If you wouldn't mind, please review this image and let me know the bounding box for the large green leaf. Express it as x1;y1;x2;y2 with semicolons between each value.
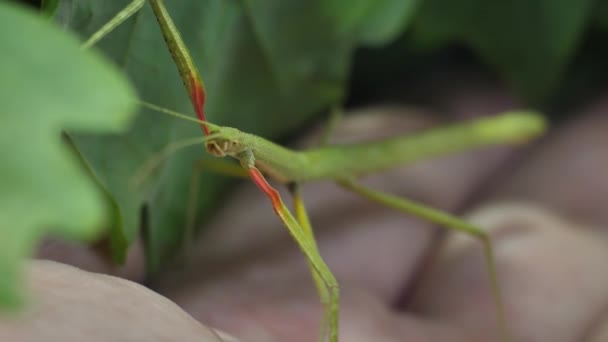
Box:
322;0;419;45
0;2;136;307
410;0;592;102
56;0;418;269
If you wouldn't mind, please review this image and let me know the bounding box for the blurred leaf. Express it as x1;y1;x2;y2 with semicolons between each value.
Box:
58;0;418;269
410;0;592;101
41;0;60;16
592;0;608;33
322;0;419;45
0;2;136;307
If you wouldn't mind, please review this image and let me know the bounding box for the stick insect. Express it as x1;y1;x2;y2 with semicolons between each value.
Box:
83;1;547;341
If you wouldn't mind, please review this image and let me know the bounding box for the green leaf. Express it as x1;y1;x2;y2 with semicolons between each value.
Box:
0;2;136;307
57;0;418;269
322;0;419;45
41;0;60;16
592;0;608;33
410;0;592;101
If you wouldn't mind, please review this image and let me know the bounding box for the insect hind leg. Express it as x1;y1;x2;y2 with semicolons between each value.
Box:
337;177;510;342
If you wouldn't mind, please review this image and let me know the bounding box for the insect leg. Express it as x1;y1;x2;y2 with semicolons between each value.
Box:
318;105;344;146
81;0;145;49
244;161;339;342
288;183;332;340
337;177;510;342
183;159;249;255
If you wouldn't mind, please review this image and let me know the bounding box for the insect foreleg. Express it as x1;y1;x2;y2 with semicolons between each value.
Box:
81;0;145;49
239;150;339;342
288;183;332;340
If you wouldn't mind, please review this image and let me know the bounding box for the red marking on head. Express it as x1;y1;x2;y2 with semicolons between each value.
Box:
188;76;209;135
248;168;282;216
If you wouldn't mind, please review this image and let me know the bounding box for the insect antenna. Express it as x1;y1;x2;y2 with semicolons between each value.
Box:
139;101;220;131
129;133;221;190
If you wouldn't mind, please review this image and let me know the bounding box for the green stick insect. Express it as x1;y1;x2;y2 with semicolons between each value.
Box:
83;1;547;341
